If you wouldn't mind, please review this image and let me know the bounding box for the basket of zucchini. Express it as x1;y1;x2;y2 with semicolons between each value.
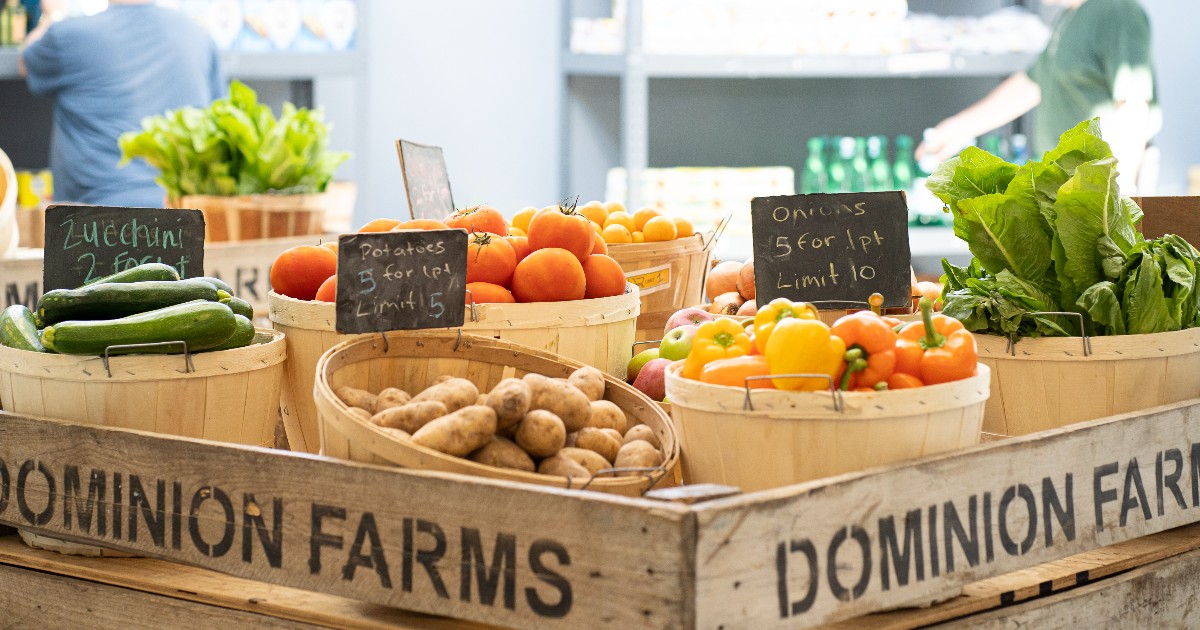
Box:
0;263;286;448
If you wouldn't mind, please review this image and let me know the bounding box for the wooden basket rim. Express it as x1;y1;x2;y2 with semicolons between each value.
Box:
269;286;641;332
606;232;710;259
976;326;1200;361
314;331;679;493
0;328;285;382
664;361;991;419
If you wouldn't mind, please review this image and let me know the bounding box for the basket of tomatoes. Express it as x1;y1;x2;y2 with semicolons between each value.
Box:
662;297;990;491
268;202;640;454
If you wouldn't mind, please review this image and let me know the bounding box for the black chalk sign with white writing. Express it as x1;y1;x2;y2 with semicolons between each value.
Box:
335;230;467;334
43;205;206;291
397;139;455;221
751;192;911;309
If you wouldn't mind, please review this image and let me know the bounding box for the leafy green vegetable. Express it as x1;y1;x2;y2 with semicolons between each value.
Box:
118;81;350;199
931;117;1200;338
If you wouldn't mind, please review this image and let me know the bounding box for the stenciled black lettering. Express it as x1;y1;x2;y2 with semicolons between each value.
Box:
983;491;995;563
777;539;819;617
309;503;345;575
342;512;391;588
879;510;923;591
1094;462;1120;531
827;526;871;602
62;466;106;536
188;486;235;558
525;539;572;619
943;496;979;571
1120;458;1152;527
242;494;283;569
928;504;940;577
1158;449;1187;516
112;472;123;540
1042;475;1075;546
416;520;449;599
402;517;415;592
17;459;55;526
999;484;1037;556
172;481;182;550
0;456;9;516
461;528;516;609
127;474;166;547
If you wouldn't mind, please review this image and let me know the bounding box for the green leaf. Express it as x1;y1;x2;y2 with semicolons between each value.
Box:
953;193;1053;286
1122;251;1177;334
1077;281;1125;336
926;147;1018;214
1043;118;1114;173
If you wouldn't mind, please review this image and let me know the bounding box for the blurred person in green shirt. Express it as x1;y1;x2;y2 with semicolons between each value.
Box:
917;0;1161;192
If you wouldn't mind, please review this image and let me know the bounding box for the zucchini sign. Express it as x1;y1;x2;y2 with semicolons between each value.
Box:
43;205;206;291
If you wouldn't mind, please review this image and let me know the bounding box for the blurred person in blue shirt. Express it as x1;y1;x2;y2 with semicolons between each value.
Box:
19;0;225;207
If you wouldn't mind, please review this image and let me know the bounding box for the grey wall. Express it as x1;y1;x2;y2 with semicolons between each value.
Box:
357;0;564;223
1142;0;1200;195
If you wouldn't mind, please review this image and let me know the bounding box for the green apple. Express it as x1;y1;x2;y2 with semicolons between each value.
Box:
659;324;697;361
626;348;660;382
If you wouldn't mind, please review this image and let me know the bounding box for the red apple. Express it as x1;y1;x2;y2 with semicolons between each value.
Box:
664;307;715;334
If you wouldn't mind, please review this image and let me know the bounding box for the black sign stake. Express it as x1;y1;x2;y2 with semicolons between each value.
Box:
43;205;206;291
751;192;911;308
396;139;455;221
335;230;468;334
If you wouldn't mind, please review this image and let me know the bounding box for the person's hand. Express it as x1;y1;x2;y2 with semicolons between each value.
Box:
915;119;975;164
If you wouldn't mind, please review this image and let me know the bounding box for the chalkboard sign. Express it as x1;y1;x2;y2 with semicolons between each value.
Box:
43;205;206;291
335;230;468;334
396;139;455;221
751;192;911;308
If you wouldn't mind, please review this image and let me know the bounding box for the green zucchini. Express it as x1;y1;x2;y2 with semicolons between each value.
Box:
38;279;229;325
0;305;47;352
41;301;237;355
208;314;255;351
191;276;234;294
85;262;180;286
220;296;254;319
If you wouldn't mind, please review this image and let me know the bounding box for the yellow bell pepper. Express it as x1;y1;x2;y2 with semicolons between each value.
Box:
681;318;753;380
753;298;819;353
765;318;846;391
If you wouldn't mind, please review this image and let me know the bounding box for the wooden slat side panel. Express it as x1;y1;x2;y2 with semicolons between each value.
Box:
0;413;692;630
692;399;1200;629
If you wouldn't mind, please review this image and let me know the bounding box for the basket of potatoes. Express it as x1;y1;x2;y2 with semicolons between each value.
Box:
314;332;679;496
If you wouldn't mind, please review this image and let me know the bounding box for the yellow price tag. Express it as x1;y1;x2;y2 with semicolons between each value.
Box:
625;264;671;296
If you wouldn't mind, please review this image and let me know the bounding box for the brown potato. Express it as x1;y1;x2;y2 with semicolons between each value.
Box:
348;407;373;422
375;387;412;412
515;410;566;458
586;400;627;433
575;427;622;464
559;447;610;475
411;405;497;456
370;401;448;433
600;428;624;443
527;377;590;432
336;386;378;414
486;378;532;429
434;374;455;385
615;440;663;474
476;393;488;406
379;427;411;440
622;424;661;449
411;378;479;413
469;436;535;472
568;366;605;402
537;454;590;480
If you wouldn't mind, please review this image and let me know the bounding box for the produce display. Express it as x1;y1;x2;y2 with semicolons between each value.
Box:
118;81;350;198
333;365;667;481
628;296;977;400
554;199;696;245
271;200;635;305
930;118;1200;337
0;263;254;356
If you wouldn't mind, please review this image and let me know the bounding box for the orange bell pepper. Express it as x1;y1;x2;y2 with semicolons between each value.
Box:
831;311;898;390
681;318;753;380
898;297;978;385
887;372;925;389
894;338;923;377
700;355;774;389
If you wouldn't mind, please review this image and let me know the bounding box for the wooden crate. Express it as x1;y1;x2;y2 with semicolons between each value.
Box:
5;397;1200;628
169;185;356;243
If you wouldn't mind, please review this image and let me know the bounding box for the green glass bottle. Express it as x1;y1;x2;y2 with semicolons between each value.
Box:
801;137;826;194
893;134;915;192
827;137;851;194
850;137;869;193
867;136;891;191
983;134;1003;159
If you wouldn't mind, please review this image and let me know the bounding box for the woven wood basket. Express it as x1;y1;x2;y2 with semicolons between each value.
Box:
169;184;355;242
664;362;990;491
314;332;679;496
269;287;640;454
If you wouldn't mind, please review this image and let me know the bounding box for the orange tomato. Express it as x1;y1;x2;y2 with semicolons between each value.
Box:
700;355;774;389
633;207;661;231
511;206;538;233
445;205;508;236
582;254;627;299
467;232;517;287
320;241;339;257
601;223;632;244
270;245;337;301
642;215;678;242
674;217;695;238
314;274;337;302
393;219;449;231
505;235;532;263
527;205;596;262
603;211;635;232
511;248;586;302
632;231;645;243
591;236;608;255
577;201;608;226
508;226;527;237
358;218;401;232
466;281;515;304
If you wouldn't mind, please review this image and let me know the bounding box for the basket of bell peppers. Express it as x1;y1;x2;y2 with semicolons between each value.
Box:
680;296;979;392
